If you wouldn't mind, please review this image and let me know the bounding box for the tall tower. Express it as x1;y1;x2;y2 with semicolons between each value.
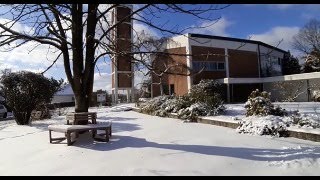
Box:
111;5;134;104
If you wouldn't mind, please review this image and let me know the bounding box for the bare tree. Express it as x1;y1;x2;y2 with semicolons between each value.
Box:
0;4;229;112
273;80;306;102
272;80;320;102
292;19;320;55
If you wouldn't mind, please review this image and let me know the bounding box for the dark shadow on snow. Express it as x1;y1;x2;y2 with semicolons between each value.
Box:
76;135;320;162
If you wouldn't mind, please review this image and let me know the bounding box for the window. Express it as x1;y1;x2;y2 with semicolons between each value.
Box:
278;58;282;65
192;61;225;72
192;62;200;71
208;62;217;71
217;62;225;70
162;84;169;95
170;84;175;95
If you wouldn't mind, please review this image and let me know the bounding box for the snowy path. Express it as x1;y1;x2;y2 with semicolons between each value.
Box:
0;108;319;175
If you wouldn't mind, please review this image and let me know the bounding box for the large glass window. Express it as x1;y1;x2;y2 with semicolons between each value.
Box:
208;62;217;71
192;61;225;72
217;62;225;70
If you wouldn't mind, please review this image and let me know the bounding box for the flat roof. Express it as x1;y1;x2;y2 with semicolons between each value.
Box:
189;33;287;54
218;72;320;84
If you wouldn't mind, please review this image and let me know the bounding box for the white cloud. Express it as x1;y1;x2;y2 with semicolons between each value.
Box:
249;26;300;54
0;17;63;69
133;22;160;38
0;41;62;67
0;62;19;70
187;17;233;37
0;18;34;34
93;72;112;92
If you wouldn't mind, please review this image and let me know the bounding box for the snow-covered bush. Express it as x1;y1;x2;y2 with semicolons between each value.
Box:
245;89;273;116
303;50;320;73
188;79;225;115
290;112;320;129
245;89;287;117
177;103;207;121
270;106;288;117
138;80;225;121
1;71;62;125
312;90;320;102
236;116;290;137
189;80;224;109
139;95;172;115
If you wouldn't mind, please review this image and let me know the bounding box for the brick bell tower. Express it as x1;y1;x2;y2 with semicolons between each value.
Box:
110;5;134;104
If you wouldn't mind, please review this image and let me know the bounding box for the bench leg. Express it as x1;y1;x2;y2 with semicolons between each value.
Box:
109;126;112;137
105;128;109;142
67;132;71;146
92;129;97;138
49;131;66;144
49;130;52;143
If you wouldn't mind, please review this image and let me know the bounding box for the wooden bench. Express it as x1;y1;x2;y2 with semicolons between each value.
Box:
66;112;97;125
48;122;112;146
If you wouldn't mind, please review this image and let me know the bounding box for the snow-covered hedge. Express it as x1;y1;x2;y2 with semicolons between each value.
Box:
236;111;320;137
245;89;287;117
236;115;290;137
312;90;320;102
240;89;290;136
140;95;172;116
290;112;320;129
139;80;225;121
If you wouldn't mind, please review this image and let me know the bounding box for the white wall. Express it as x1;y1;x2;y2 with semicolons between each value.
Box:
263;79;320;102
166;34;188;49
259;45;285;77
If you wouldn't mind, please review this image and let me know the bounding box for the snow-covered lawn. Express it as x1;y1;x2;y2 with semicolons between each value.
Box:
0;104;320;175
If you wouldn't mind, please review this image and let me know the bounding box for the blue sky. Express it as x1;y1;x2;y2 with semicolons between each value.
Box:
0;4;319;92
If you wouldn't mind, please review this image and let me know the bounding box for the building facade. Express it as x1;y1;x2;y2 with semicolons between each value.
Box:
151;33;288;102
52;84;75;104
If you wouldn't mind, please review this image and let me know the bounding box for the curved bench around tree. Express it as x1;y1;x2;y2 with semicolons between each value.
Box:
48;122;112;146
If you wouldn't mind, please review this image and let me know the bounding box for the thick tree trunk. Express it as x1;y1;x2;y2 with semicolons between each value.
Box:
74;94;89;113
74;93;90;126
13;111;31;125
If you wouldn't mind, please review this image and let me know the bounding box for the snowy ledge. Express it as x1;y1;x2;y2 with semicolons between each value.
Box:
133;107;320;142
197;116;240;129
288;126;320;135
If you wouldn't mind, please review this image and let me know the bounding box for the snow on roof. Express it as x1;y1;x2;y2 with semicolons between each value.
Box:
55;84;74;96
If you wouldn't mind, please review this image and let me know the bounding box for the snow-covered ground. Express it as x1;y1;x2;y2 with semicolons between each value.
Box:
0;104;320;175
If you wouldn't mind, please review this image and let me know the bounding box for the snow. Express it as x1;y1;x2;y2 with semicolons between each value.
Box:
0;104;320;175
201;104;245;123
202;103;320;134
236;115;289;136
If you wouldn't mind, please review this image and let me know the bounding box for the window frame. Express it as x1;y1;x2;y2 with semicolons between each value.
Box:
192;61;225;72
